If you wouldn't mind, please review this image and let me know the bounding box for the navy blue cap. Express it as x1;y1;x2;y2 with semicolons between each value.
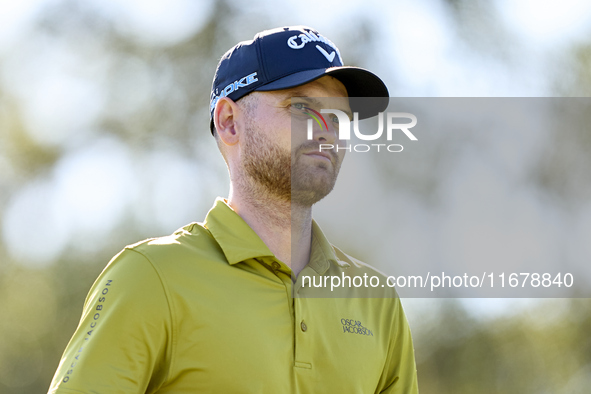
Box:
209;26;389;134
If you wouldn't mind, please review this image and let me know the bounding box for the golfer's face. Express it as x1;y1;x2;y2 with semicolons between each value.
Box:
246;76;350;204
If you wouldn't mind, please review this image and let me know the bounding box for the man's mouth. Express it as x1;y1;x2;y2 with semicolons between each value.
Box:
303;151;333;162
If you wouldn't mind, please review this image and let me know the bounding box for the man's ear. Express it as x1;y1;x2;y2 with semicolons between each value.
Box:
214;97;240;146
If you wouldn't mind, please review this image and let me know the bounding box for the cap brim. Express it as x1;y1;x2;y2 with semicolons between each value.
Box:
255;66;389;119
210;66;389;134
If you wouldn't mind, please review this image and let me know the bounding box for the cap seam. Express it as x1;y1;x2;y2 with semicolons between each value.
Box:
255;34;269;83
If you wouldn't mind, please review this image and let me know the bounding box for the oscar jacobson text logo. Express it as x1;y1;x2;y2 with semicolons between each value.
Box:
341;318;374;336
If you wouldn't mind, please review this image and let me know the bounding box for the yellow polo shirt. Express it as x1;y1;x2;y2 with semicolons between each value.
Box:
48;198;418;393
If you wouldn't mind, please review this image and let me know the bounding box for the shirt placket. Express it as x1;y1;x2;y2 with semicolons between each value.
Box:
262;259;313;370
292;266;318;372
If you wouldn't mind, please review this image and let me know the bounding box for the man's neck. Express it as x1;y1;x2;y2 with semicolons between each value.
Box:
227;186;312;277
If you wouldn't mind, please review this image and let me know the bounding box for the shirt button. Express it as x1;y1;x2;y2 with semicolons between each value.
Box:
272;261;281;270
300;320;307;332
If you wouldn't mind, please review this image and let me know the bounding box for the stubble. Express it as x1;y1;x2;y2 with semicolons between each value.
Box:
241;119;342;207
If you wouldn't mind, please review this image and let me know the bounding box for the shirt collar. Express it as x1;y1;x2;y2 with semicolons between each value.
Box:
308;220;338;275
203;198;339;274
204;198;274;265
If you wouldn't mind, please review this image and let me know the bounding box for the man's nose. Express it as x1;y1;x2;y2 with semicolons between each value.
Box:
311;117;337;145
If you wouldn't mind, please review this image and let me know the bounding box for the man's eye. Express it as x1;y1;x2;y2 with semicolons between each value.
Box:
332;116;339;123
293;103;305;110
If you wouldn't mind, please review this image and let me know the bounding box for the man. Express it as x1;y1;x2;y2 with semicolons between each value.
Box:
48;26;418;393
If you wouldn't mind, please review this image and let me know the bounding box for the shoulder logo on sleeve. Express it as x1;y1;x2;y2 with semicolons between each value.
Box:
341;318;374;336
62;279;113;383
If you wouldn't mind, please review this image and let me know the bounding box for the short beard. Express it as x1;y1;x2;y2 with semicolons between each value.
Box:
241;125;341;207
242;128;292;203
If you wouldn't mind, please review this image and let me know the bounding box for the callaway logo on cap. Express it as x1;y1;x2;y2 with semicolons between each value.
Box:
209;26;389;134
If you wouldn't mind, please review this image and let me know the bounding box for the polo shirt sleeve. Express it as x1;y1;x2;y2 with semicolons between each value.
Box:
48;248;173;394
378;297;419;394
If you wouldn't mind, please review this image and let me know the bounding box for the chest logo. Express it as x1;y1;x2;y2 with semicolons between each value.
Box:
341;318;374;336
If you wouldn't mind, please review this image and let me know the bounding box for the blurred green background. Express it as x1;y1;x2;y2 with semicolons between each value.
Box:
1;0;591;392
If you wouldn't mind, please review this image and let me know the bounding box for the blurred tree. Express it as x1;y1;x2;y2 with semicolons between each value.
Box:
1;0;591;393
